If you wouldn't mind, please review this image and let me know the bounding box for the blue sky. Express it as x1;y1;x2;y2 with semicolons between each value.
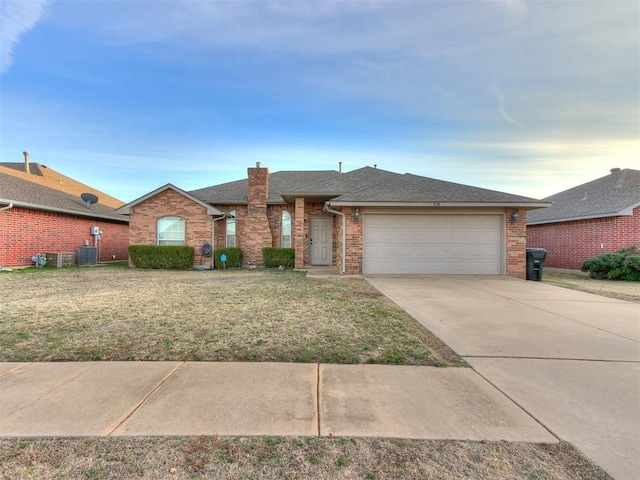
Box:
1;0;638;203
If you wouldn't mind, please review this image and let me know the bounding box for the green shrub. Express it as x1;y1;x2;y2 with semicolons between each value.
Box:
128;245;194;270
214;247;242;268
581;246;640;281
262;247;295;268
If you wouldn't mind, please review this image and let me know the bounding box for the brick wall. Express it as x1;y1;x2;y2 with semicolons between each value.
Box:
294;197;305;269
244;166;273;265
344;207;362;275
0;206;129;267
266;204;294;248
527;206;640;269
506;207;527;279
128;188;213;266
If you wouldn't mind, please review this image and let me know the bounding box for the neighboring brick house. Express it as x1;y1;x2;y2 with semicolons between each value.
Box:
118;163;549;278
0;158;129;267
527;168;640;270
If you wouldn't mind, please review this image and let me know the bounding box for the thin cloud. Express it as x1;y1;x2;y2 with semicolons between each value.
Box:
0;0;51;73
491;81;521;127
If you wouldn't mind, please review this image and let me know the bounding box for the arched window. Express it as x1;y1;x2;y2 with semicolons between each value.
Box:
157;216;185;245
281;211;292;248
226;210;236;247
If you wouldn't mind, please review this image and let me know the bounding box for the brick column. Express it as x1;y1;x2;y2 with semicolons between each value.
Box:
245;164;273;266
294;197;305;269
506;208;526;279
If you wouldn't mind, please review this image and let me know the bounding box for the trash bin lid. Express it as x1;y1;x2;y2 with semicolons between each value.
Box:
526;248;547;259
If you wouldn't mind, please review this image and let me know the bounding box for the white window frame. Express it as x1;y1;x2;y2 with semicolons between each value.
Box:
157;216;185;245
226;210;236;247
281;210;292;248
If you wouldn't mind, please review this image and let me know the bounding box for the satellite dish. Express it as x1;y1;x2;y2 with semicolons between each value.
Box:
81;192;99;208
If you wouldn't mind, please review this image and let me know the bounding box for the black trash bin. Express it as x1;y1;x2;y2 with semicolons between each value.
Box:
526;248;547;281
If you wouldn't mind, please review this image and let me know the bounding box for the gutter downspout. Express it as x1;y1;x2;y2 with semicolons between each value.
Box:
323;202;345;274
0;203;14;212
212;213;226;268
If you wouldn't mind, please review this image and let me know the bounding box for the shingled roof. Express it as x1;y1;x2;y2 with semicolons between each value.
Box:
0;172;128;222
527;168;640;225
184;166;546;208
329;172;544;206
0;162;125;209
189;171;337;204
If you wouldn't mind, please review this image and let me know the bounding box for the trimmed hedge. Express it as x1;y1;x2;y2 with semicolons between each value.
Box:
128;245;195;270
581;246;640;281
262;247;295;268
214;247;243;268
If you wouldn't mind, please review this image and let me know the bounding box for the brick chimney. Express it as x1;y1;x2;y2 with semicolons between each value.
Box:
245;162;273;265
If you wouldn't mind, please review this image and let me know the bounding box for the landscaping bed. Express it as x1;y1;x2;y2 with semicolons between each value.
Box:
0;268;462;366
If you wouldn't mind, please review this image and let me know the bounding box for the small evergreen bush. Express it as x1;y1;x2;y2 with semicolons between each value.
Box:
262;247;295;268
581;246;640;281
128;245;194;269
214;247;243;268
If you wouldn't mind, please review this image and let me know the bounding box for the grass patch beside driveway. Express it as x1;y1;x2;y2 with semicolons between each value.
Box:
0;268;462;366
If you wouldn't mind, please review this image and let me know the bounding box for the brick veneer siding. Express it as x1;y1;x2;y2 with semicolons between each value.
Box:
294;198;305;269
1;206;129;267
344;207;362;275
245;166;274;265
526;206;640;270
505;208;527;279
266;204;294;248
128;189;213;267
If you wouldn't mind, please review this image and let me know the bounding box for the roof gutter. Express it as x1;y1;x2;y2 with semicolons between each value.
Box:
0;202;13;212
0;198;127;222
327;201;552;208
323;202;345;274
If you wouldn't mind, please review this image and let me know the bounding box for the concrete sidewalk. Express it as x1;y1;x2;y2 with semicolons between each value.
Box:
0;361;556;443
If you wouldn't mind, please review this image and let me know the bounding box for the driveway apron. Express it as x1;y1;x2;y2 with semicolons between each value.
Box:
366;275;640;480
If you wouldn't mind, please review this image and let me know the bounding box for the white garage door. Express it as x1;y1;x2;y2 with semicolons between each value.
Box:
363;214;503;275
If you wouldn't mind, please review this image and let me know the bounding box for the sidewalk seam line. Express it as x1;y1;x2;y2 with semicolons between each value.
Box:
469;367;562;443
105;361;185;436
316;363;321;438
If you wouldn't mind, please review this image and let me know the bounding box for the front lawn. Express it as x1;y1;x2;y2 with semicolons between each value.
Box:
0;268;463;366
0;437;611;480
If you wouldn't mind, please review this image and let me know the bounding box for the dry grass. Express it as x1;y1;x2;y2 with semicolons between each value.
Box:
542;271;640;303
0;267;463;366
0;437;611;480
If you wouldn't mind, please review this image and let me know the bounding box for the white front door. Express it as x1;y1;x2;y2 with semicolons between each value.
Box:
310;217;332;265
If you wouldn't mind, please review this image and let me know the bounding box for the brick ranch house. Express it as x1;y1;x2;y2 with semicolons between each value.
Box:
0;157;129;267
527;168;640;270
118;163;549;278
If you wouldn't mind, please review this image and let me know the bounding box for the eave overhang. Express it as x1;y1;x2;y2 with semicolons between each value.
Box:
0;198;129;223
527;203;639;225
116;184;223;216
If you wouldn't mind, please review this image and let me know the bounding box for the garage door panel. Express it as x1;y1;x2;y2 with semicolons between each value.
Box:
363;214;503;275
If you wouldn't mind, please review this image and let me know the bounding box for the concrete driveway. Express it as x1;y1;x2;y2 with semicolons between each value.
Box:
366;275;640;480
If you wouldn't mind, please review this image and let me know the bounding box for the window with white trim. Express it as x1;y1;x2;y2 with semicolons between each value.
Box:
157;216;185;245
281;210;292;248
226;210;236;247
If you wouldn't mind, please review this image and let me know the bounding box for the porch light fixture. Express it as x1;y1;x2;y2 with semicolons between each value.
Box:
354;208;360;222
510;209;520;224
